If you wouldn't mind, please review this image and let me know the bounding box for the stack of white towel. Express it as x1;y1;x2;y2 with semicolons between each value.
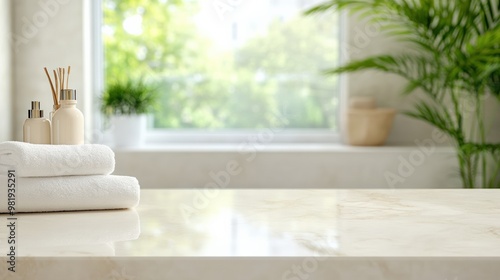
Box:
0;141;140;213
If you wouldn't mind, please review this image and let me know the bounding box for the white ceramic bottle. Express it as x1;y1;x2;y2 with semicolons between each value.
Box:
52;89;84;145
23;101;51;144
49;104;60;122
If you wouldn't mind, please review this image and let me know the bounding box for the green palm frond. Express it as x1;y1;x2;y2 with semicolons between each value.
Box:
460;142;500;188
325;54;445;98
323;55;401;74
306;0;500;188
404;101;463;142
310;0;500;98
460;143;500;155
307;0;499;54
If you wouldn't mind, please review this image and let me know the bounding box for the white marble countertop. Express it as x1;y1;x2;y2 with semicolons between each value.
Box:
1;189;500;279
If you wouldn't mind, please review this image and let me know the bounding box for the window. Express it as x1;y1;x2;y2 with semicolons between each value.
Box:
101;0;340;139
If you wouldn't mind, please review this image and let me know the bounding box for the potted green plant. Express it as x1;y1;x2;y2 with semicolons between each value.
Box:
101;78;158;147
306;0;500;188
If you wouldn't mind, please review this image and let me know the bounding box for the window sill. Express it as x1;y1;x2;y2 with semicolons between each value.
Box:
113;144;459;189
113;143;455;153
145;129;341;144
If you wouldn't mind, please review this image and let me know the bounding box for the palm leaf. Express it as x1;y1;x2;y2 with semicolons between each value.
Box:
404;100;463;142
306;0;500;188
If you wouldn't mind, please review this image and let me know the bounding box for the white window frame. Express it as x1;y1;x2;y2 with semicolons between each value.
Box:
90;0;345;144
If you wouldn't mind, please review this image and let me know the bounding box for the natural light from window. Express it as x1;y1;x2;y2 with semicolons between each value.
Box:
103;0;339;131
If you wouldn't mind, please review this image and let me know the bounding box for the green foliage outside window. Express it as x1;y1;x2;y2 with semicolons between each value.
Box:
103;0;339;129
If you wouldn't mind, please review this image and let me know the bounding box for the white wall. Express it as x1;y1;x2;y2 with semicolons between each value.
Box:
12;0;87;141
0;1;12;141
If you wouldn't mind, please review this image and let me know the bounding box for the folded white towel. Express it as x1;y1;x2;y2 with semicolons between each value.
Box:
0;175;140;213
0;141;115;177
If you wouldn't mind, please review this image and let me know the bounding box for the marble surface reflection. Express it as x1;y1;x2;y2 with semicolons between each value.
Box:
1;189;500;279
0;209;140;256
1;189;500;257
119;190;339;257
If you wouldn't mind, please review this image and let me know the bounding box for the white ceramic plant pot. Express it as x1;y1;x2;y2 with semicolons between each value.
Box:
111;114;147;148
346;108;396;146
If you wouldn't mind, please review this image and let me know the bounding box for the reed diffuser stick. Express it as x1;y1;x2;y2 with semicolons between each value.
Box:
53;70;59;101
58;68;63;91
45;66;72;109
62;68;65;90
67;66;71;88
44;67;57;105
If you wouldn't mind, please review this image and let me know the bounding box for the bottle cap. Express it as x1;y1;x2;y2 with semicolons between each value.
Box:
28;101;44;118
60;89;77;101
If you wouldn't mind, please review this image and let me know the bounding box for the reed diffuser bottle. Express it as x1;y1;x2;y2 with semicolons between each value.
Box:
23;101;51;144
52;89;84;145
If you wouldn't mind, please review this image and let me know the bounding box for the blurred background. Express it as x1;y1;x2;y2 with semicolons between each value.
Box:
1;0;499;189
